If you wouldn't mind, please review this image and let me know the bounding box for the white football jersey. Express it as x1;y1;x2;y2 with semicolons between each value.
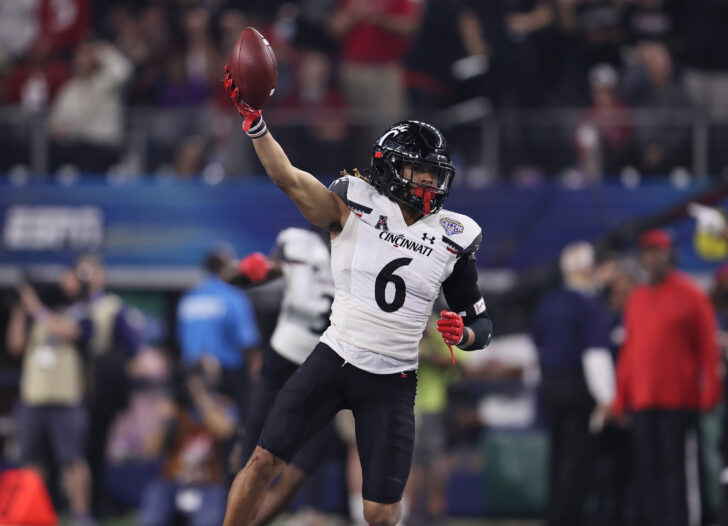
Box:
269;228;335;365
321;175;482;372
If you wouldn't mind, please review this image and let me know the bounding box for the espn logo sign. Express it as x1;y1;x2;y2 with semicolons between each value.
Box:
3;206;104;251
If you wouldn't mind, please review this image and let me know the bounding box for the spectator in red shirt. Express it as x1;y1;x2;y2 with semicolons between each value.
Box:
614;229;722;526
39;0;90;53
1;37;70;170
4;38;70;110
709;263;728;526
328;0;421;122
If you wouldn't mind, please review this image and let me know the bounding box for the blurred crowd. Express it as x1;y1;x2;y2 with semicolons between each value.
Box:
1;0;728;179
534;234;723;526
2;223;728;526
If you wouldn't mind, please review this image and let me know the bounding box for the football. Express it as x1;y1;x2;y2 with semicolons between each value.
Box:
228;27;278;109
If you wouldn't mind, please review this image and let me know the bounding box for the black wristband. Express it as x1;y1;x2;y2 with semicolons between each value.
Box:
245;116;268;138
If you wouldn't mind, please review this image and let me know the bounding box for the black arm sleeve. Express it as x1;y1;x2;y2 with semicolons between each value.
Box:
442;254;493;350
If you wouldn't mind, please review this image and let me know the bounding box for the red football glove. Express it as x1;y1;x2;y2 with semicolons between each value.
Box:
437;310;464;364
223;65;262;132
238;252;271;283
437;310;464;345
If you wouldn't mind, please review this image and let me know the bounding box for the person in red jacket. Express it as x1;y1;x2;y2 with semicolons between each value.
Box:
613;229;722;526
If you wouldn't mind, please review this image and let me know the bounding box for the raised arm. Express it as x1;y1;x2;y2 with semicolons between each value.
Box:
188;376;237;440
251;133;349;230
94;42;133;91
6;304;28;356
18;283;80;342
223;67;349;231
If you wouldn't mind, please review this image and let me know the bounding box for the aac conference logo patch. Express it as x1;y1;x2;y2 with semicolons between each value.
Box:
440;217;464;236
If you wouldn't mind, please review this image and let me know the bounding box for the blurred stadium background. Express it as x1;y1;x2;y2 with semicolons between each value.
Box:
1;0;728;525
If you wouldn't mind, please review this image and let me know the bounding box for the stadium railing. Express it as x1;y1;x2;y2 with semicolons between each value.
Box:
0;106;726;182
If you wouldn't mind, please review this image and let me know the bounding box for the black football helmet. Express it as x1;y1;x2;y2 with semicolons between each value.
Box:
370;120;455;215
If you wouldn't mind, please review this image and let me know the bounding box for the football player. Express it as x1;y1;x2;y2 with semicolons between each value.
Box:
230;226;337;525
222;66;493;526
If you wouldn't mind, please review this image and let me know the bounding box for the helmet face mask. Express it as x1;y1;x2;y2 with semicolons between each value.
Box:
370;121;455;215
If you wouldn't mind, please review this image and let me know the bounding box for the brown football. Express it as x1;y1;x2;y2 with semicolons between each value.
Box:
228;27;278;109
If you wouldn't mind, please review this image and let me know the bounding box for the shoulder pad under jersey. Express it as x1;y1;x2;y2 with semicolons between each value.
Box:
430;209;482;256
328;175;378;217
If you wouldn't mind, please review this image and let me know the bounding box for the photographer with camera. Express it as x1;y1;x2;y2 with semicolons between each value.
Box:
138;356;237;526
6;270;95;526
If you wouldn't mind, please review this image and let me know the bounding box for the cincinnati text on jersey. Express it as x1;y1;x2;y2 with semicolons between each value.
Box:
378;231;434;257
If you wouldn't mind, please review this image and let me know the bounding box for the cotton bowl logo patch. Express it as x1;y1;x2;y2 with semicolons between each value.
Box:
440;217;464;236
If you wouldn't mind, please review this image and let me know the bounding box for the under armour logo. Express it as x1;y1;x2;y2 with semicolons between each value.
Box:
375;215;389;231
422;233;436;244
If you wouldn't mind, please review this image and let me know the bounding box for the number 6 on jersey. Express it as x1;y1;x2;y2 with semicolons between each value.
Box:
375;258;412;312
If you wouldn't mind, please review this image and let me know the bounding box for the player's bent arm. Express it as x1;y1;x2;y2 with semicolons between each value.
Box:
442;254;493;351
252;133;349;230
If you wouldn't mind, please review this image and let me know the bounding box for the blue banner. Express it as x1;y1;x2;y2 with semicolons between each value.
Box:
0;178;722;273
